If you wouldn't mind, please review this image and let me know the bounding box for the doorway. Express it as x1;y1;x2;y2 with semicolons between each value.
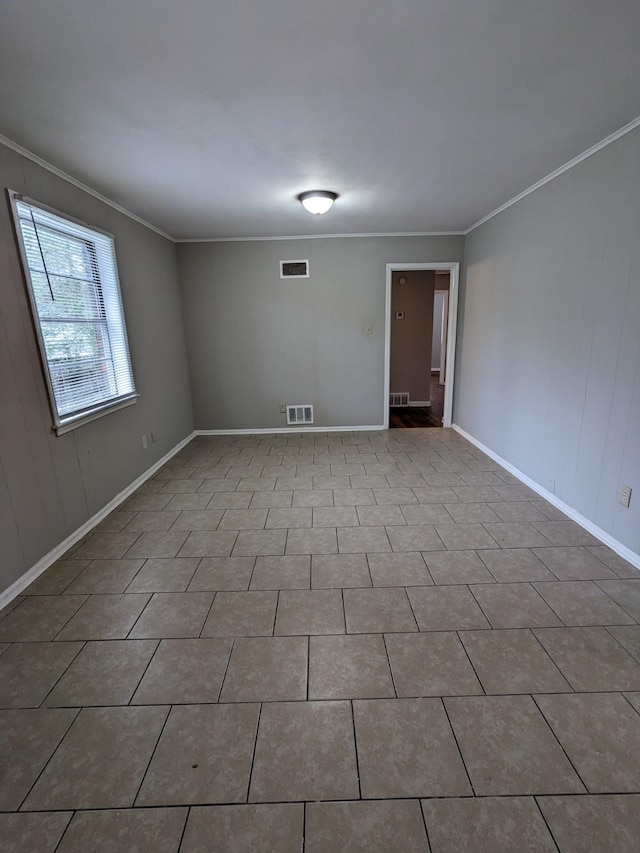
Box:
383;262;459;429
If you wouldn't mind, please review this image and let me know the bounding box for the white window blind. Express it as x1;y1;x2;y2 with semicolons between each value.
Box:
10;192;137;433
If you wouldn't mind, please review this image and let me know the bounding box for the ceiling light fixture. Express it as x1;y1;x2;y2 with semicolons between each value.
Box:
297;190;338;215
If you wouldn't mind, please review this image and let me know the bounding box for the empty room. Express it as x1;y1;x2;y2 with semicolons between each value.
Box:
1;2;640;851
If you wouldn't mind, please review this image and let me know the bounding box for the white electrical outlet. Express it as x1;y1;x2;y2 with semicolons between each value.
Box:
618;484;632;508
150;432;157;444
141;434;148;450
279;403;286;414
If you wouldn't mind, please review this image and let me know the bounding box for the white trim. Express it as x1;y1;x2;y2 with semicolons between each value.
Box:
452;424;640;572
0;134;174;241
196;425;385;435
0;431;196;610
176;231;464;243
280;259;309;279
409;401;431;407
384;263;459;430
464;115;640;234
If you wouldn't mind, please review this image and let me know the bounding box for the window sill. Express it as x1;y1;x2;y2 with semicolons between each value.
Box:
54;394;139;436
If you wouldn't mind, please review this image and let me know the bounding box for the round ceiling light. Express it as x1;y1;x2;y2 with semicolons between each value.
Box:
297;190;338;215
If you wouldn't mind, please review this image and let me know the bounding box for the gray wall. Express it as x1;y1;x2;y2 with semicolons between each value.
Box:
0;142;194;594
456;127;640;555
390;270;435;403
178;236;464;430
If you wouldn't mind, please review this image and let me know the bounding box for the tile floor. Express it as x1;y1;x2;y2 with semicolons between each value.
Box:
1;428;640;852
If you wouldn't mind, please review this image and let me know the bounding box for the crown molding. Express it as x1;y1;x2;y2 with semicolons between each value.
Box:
0;133;175;241
175;230;464;243
464;115;640;234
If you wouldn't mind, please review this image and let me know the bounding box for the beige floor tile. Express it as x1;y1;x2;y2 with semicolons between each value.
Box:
132;638;232;704
344;588;418;633
0;812;72;853
125;531;189;559
354;697;471;797
129;592;214;638
218;508;268;530
309;634;395;699
399;504;451;524
187;556;254;591
532;547;618;580
23;706;168;810
200;477;240;492
237;477;276;492
181;804;303;853
422;796;557;853
434;523;497;550
387;524;444;552
356;505;405;526
451;486;502;502
537;794;640;853
56;808;187;853
249;701;359;802
311;554;372;588
0;596;87;642
161;478;205;494
73;532;142;560
0;643;9;657
177;530;238;557
313;506;358;527
407;586;490;631
126;558;199;592
337;526;390;553
441;502;501;523
385;632;483;697
367;552;432;586
413;487;460;504
534;580;636;625
125;494;173;513
445;695;584;795
492;484;539;502
487;501;549;522
250;555;310;589
351;475;392;490
482;522;552;548
333;488;375;505
249;491;293;508
277;475;315;490
587;546;640;578
293;489;334;506
470;583;563;628
306;800;429;853
137;703;259;806
595;579;640;620
625;692;640;713
55;593;151;641
0;642;82;708
532;520;599;546
24;560;89;595
0;708;77;810
166;493;217;510
170;510;224;530
460;629;570;694
478;548;555;582
536;692;640;792
313;475;352;490
122;511;181;532
607;625;640;662
63;559;145;594
233;529;287;556
202;591;277;636
275;589;345;635
265;507;312;528
534;626;640;691
424;550;494;584
371;487;415;504
45;640;157;706
220;636;308;701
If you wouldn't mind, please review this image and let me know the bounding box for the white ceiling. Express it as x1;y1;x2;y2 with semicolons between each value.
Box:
1;0;639;240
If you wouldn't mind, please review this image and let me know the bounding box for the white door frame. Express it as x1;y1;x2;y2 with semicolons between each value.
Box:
384;262;460;429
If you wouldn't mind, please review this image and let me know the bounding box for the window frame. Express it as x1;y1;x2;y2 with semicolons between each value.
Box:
8;190;138;435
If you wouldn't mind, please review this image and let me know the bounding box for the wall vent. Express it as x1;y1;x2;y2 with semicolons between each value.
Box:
286;404;314;425
280;259;309;278
389;392;410;407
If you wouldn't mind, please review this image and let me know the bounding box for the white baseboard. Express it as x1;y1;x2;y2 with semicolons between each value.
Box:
0;431;197;610
452;424;640;571
409;401;431;408
195;425;386;435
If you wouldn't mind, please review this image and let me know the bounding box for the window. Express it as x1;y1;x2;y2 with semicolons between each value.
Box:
9;191;137;434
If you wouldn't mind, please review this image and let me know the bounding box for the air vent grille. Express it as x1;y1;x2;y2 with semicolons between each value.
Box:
286;404;314;425
280;260;309;278
389;393;410;407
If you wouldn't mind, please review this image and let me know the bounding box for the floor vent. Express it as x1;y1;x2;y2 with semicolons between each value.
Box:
286;404;314;425
389;392;410;407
